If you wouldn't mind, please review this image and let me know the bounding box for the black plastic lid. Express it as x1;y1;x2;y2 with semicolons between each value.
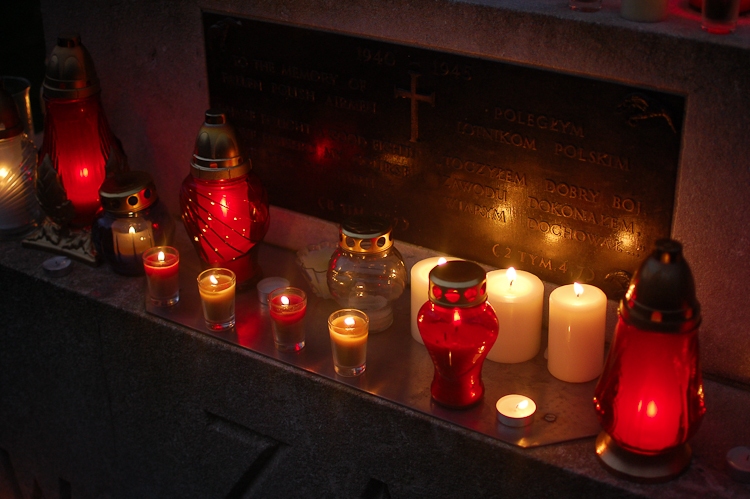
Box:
620;239;701;333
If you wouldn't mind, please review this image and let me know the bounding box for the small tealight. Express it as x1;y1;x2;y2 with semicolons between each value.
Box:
256;276;290;305
727;446;750;483
496;394;536;427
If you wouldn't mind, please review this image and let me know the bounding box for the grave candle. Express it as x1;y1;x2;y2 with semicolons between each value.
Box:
328;309;369;376
197;268;236;331
548;282;606;383
496;394;537;427
486;267;544;363
268;287;307;352
142;246;180;307
410;256;449;344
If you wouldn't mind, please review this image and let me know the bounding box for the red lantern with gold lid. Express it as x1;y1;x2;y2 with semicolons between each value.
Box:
179;110;269;284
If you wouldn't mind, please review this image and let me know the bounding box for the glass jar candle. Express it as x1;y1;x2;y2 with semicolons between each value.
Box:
417;260;498;408
327;216;407;332
0;84;39;239
92;171;174;275
180;110;269;284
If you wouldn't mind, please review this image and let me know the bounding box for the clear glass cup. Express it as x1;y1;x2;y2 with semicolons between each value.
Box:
268;287;307;352
197;268;236;331
142;246;180;307
328;309;369;377
702;0;741;33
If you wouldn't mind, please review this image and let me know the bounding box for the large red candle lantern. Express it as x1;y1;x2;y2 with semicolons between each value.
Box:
180;110;269;284
593;239;705;481
417;260;498;408
25;34;127;262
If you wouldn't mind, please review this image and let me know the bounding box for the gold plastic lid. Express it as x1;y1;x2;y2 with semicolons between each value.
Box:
99;171;158;214
43;34;101;100
190;109;251;180
338;215;394;253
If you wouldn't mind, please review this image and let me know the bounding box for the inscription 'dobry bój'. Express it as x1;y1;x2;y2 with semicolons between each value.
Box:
203;13;684;297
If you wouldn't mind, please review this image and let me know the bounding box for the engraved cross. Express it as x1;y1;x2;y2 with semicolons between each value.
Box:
395;72;435;143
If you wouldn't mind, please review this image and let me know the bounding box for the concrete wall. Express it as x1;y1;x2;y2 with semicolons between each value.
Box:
37;0;750;386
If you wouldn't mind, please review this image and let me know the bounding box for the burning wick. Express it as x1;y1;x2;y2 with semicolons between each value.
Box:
0;167;8;179
157;251;165;263
516;399;529;411
507;267;517;288
437;257;447;265
128;226;136;235
281;295;290;306
344;316;356;327
209;275;219;286
574;282;584;297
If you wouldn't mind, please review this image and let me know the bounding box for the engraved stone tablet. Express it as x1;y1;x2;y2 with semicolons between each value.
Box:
203;13;684;297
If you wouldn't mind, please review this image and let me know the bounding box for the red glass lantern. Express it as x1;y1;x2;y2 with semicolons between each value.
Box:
180;110;269;284
593;239;705;481
39;34;126;228
417;260;498;408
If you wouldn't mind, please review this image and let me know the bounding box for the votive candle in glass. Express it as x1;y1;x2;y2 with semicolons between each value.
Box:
197;268;236;331
142;246;180;307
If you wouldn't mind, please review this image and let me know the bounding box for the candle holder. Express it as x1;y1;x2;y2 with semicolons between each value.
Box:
24;34;128;263
328;309;369;377
417;260;498;408
268;287;307;352
197;268;237;331
180;110;269;284
593;239;705;482
92;171;174;275
143;246;180;307
327;215;407;332
0;83;40;240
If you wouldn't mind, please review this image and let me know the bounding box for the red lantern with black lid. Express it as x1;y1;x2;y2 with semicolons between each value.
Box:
417;260;498;408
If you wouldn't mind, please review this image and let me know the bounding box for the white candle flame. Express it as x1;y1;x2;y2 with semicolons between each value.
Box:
0;167;8;179
157;251;165;262
344;316;356;326
437;257;447;265
281;295;290;306
209;275;219;285
574;282;584;297
507;267;517;287
516;399;529;411
128;226;136;235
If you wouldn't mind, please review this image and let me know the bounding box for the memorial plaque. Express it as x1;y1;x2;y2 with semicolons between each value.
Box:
203;13;684;297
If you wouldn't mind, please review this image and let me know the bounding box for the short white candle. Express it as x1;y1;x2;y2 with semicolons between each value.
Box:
410;257;449;344
496;394;537;427
547;283;607;383
486;268;544;363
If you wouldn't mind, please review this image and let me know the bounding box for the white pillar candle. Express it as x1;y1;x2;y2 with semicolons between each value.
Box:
548;282;607;383
486;268;544;363
410;257;449;344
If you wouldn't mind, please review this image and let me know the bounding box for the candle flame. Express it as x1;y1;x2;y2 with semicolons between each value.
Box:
344;316;355;326
437;257;447;265
281;295;290;306
453;309;461;323
209;275;219;285
80;167;89;178
0;167;8;179
507;267;517;287
129;226;136;235
574;282;584;297
516;399;529;411
646;401;658;418
157;251;165;262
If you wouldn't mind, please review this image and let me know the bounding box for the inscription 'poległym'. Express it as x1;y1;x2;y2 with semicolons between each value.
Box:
204;13;683;297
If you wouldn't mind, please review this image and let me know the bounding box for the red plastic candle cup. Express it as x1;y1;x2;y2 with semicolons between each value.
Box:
268;287;307;351
142;246;180;307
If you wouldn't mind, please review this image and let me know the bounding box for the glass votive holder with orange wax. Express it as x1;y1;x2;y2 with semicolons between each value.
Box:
142;246;180;307
268;287;307;352
327;309;369;377
197;268;236;331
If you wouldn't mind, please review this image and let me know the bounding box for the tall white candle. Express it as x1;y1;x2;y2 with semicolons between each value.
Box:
410;257;449;344
486;268;544;363
548;283;607;383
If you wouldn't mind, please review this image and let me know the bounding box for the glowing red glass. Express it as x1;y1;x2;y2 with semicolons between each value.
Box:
594;318;705;455
41;95;117;226
180;173;269;283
